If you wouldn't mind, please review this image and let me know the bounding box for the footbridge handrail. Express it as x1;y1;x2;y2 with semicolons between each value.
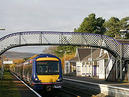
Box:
0;31;128;59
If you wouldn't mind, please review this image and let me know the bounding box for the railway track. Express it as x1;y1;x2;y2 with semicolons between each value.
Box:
60;88;80;97
62;79;100;97
62;85;93;97
12;71;77;97
12;72;101;97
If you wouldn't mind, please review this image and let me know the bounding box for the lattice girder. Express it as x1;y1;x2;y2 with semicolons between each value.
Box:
0;31;128;59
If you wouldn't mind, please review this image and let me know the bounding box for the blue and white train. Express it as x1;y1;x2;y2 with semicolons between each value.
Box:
12;54;63;91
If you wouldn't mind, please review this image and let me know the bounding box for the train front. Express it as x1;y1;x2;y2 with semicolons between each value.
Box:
32;54;62;90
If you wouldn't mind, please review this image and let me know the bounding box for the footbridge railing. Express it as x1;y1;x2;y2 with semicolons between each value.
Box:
0;31;127;57
0;31;129;81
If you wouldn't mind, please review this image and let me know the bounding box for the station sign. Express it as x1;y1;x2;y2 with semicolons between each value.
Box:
3;61;13;64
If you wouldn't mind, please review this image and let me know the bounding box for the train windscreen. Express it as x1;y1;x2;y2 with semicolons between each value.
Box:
36;61;59;75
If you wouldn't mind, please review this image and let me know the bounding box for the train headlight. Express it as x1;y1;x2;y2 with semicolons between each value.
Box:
56;78;62;82
34;78;41;82
35;78;38;81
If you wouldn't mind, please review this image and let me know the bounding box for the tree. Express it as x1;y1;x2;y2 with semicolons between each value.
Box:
53;46;76;71
54;46;76;58
120;17;129;39
75;13;105;35
104;16;129;39
104;17;121;38
120;17;129;30
43;46;57;55
13;59;24;64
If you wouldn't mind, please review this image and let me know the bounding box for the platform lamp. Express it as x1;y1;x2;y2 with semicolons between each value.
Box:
0;28;5;80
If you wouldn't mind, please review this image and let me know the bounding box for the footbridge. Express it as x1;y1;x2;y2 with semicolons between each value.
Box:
0;31;129;81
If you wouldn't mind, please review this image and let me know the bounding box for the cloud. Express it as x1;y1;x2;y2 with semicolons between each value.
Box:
0;0;129;53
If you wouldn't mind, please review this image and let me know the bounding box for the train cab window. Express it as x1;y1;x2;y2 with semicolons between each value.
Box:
36;61;59;75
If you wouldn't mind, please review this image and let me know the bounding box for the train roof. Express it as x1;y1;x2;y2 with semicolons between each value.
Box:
34;54;60;59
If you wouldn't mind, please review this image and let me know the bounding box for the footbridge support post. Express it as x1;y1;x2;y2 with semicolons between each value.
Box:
115;58;123;81
115;59;118;80
120;43;123;81
119;58;123;81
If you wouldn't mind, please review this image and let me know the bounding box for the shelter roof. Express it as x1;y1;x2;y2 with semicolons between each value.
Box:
69;48;99;62
82;49;100;62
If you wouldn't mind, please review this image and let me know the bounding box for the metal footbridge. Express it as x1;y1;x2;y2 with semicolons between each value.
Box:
0;31;129;81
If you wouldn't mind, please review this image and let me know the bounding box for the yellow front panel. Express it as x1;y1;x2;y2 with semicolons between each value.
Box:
37;75;59;83
36;57;59;61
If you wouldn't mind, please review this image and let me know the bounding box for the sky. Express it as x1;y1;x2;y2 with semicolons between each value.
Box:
0;0;129;53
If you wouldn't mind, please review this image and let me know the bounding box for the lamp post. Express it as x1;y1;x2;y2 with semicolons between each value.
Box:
91;47;93;77
0;28;5;79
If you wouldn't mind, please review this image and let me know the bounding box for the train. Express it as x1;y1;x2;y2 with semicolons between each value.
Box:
11;54;63;91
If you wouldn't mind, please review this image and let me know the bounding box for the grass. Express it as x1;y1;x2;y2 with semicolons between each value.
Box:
0;71;21;97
